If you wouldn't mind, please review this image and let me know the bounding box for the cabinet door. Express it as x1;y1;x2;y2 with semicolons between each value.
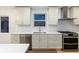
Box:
22;7;31;25
11;34;20;43
16;7;24;25
47;34;62;48
19;34;26;43
71;7;79;25
56;35;62;48
0;34;11;43
32;34;40;48
16;7;31;25
47;34;58;48
39;34;47;48
48;7;60;25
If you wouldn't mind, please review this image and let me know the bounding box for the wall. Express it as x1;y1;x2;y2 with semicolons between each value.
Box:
0;6;79;33
0;7;17;33
0;6;58;34
31;6;48;32
0;6;31;34
58;19;79;32
0;6;59;43
0;6;79;43
31;6;58;32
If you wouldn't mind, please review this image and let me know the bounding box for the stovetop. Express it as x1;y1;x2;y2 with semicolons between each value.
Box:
58;31;77;34
58;31;78;37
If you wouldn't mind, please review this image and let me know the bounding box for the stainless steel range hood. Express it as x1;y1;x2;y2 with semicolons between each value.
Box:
59;18;77;20
59;6;77;20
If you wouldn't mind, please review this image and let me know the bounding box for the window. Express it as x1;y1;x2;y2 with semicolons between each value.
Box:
1;16;9;32
34;14;45;26
34;14;45;20
34;21;45;26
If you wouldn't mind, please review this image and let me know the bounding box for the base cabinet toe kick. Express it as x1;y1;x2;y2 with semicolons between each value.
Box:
32;34;62;50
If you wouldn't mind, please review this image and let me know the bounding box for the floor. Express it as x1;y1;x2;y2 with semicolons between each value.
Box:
28;50;60;53
28;50;78;53
28;50;57;53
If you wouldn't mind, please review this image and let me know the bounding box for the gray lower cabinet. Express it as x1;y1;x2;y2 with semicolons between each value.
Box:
11;34;20;43
32;34;62;49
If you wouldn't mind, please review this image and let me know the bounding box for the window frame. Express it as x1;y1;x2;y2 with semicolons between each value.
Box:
34;13;46;27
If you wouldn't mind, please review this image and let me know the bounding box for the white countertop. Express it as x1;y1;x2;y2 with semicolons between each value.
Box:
73;32;79;35
47;32;62;34
76;32;79;34
33;32;62;34
0;44;29;53
0;32;62;34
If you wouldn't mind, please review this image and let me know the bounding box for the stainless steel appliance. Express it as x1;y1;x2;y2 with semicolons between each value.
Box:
59;6;77;20
58;31;78;51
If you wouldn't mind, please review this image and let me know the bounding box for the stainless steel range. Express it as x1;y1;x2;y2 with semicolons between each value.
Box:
58;31;78;51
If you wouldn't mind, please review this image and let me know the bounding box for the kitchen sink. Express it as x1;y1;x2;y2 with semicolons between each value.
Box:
33;32;46;34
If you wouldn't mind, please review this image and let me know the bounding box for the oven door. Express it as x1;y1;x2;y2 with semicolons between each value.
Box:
64;38;78;43
64;44;78;49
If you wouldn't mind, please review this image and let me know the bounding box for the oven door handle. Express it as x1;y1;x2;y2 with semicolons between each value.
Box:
64;43;78;45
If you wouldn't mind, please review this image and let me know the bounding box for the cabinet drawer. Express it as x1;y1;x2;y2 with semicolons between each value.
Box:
47;35;62;41
48;39;57;42
48;34;62;37
48;40;58;44
39;34;47;39
48;41;58;45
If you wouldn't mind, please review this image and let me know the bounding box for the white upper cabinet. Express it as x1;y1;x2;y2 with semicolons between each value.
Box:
48;7;60;25
16;7;31;25
71;7;79;25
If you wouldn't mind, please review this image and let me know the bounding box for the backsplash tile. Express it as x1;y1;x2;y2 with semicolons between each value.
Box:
58;19;79;32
